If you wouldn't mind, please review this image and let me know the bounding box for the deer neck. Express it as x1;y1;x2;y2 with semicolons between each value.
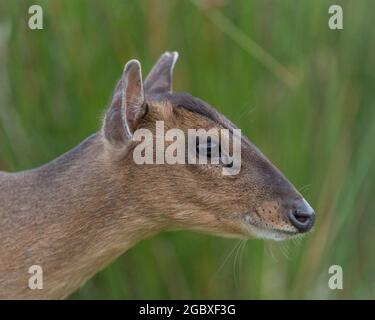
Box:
0;133;160;299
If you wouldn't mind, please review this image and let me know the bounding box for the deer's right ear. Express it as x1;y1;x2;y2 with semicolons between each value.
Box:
144;51;178;94
103;60;147;147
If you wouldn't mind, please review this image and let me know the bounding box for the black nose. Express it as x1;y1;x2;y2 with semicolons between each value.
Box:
287;199;315;232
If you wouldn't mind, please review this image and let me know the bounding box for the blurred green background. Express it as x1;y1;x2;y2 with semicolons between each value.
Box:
0;0;374;299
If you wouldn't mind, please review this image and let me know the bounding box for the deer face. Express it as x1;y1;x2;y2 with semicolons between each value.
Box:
102;52;315;241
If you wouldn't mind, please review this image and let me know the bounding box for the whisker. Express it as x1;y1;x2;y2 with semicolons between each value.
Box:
238;240;247;283
298;183;312;194
279;241;291;260
291;234;304;249
265;241;279;262
213;240;242;281
233;240;243;286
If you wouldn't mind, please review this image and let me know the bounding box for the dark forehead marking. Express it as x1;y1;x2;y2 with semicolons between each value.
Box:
146;92;239;133
165;92;223;124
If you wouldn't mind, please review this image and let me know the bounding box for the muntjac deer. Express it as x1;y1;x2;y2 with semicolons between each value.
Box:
0;52;315;299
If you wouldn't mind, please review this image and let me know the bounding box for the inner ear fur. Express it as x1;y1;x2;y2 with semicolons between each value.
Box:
103;59;146;146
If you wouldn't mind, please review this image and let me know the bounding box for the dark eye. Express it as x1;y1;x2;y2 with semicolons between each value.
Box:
196;137;234;168
196;137;220;159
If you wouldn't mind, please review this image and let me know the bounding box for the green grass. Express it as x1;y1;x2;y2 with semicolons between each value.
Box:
0;0;374;299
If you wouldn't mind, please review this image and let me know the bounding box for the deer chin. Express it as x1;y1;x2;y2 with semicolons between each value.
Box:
248;225;298;241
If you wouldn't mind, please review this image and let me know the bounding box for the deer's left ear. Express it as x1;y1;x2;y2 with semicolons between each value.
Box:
144;51;178;94
103;59;146;146
121;60;146;136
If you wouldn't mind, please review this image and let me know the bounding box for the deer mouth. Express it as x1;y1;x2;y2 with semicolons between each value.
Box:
242;212;299;241
250;225;299;241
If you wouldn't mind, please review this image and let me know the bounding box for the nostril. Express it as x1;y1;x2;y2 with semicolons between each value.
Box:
287;199;315;232
293;211;309;224
288;210;314;232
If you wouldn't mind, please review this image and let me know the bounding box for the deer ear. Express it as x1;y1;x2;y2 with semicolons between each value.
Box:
103;59;146;146
144;51;178;94
121;60;146;136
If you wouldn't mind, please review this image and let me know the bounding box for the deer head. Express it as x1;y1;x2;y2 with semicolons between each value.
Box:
0;51;317;300
102;51;315;241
